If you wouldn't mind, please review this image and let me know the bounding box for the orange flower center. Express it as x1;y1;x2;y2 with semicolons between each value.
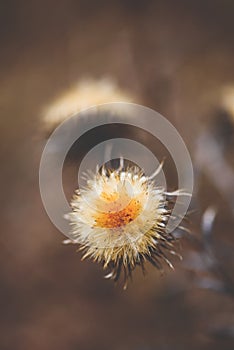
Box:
94;198;142;228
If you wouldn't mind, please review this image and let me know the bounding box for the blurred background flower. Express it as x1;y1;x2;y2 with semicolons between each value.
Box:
42;77;136;131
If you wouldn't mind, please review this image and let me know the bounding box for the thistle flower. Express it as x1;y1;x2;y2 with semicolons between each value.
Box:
66;161;185;288
42;78;136;131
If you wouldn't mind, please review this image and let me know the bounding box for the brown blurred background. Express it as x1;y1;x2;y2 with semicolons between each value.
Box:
1;1;234;349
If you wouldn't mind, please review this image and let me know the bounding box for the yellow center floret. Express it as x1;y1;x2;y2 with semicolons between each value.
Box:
94;197;142;228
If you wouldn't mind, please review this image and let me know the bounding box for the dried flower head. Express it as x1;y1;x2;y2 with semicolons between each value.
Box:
66;161;185;288
42;78;136;131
